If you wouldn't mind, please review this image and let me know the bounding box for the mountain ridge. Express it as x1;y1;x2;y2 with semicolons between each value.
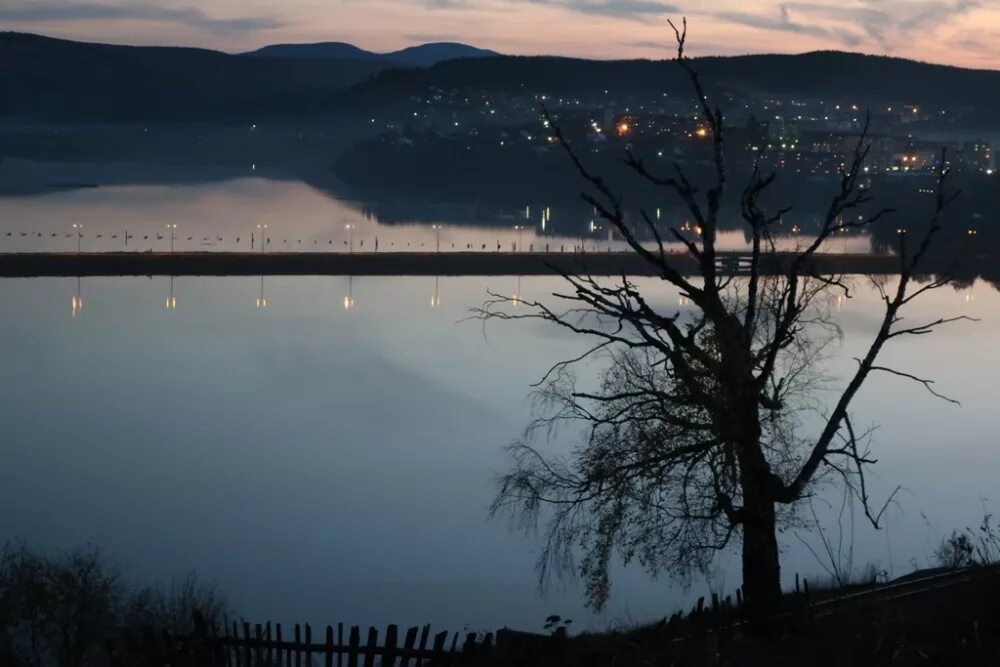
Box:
242;41;500;66
4;31;1000;122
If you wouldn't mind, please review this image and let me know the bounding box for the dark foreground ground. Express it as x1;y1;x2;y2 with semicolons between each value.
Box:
96;565;1000;666
0;250;989;278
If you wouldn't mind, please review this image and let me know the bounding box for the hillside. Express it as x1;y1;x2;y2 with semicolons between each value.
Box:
5;32;1000;123
244;41;499;66
365;51;1000;112
0;32;399;121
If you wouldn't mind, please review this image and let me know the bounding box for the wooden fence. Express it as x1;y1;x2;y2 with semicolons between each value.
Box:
106;617;497;667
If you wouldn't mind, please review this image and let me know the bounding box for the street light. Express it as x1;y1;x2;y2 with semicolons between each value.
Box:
72;223;83;254
514;225;524;251
166;224;178;253
257;224;268;255
345;224;355;254
431;225;442;252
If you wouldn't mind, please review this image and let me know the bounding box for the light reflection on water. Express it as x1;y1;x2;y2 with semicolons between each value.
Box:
0;178;873;255
0;273;995;634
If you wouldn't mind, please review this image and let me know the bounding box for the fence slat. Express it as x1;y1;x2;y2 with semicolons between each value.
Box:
266;622;272;666
325;625;334;667
417;625;430;655
383;625;398;667
232;623;241;667
362;627;378;667
255;624;263;666
276;624;284;667
243;623;252;667
347;626;360;667
337;623;343;667
305;624;313;667
399;626;418;667
294;624;302;667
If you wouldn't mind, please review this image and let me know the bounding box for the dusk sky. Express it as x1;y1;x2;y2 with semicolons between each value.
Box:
2;0;997;69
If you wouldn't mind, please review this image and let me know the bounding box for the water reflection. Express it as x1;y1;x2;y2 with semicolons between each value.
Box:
1;274;997;634
430;276;441;309
1;178;879;256
166;275;177;310
343;275;355;311
256;276;267;309
70;276;83;318
51;273;1000;318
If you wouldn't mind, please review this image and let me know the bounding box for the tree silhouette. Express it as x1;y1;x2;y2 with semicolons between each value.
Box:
481;19;971;618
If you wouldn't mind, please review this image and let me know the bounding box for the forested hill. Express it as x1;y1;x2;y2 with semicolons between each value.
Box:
5;31;1000;122
365;51;1000;111
0;32;397;121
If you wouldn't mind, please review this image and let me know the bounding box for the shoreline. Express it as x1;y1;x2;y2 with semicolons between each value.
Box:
0;250;980;278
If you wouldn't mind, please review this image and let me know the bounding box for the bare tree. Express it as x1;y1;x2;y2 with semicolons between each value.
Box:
481;19;971;617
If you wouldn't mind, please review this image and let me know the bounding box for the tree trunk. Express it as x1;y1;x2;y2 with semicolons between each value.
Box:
741;494;783;621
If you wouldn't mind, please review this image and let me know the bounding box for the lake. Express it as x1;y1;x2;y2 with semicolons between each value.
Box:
1;175;997;634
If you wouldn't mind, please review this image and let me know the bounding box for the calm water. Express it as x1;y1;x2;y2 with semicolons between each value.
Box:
0;172;872;255
1;177;996;633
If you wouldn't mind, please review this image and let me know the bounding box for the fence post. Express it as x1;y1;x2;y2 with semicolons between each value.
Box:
255;624;264;666
276;624;284;667
243;622;252;667
383;625;398;666
400;626;418;667
305;624;313;667
325;625;334;667
294;624;302;667
418;625;430;655
430;632;448;666
347;626;360;667
804;578;812;620
362;627;378;667
266;622;272;666
338;623;344;667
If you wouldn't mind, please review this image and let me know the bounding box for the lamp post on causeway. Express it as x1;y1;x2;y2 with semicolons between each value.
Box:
345;224;355;254
432;225;442;252
257;224;268;255
166;224;178;253
72;223;83;254
514;225;524;252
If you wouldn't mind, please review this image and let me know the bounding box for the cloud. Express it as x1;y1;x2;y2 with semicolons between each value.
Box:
898;0;981;32
518;0;680;21
0;2;283;35
706;1;984;51
621;40;672;49
712;6;836;40
404;32;461;43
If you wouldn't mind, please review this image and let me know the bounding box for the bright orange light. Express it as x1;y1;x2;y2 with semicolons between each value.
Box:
695;127;708;138
617;122;630;136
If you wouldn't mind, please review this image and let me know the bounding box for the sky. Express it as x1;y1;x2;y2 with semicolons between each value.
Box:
2;0;998;69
